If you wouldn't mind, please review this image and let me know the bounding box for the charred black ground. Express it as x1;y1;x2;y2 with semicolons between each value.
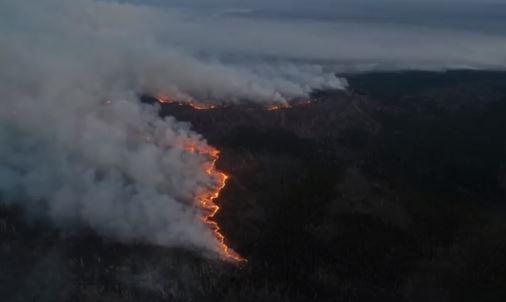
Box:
2;70;506;301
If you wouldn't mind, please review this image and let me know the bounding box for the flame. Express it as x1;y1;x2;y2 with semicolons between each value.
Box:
266;99;313;111
183;142;246;263
266;103;291;111
155;95;217;110
155;94;314;112
153;93;314;262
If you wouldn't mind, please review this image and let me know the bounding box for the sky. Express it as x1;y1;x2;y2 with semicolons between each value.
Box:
125;0;506;34
110;0;506;72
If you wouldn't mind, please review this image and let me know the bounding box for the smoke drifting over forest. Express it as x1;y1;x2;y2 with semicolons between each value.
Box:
1;0;506;256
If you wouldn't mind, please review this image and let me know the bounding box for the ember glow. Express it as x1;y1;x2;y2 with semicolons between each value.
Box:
267;99;313;111
156;95;315;112
266;103;291;111
183;142;246;263
155;95;217;110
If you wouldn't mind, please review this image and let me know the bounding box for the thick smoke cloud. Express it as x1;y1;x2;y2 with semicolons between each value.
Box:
0;0;297;255
1;0;346;105
0;0;346;255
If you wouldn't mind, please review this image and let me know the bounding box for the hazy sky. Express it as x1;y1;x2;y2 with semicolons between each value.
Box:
106;0;506;72
123;0;506;34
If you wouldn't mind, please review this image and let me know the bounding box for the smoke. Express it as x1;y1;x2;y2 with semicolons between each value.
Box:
0;0;286;255
0;0;346;255
1;0;347;105
0;95;221;250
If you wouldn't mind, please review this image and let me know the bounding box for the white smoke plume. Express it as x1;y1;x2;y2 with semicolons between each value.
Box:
0;0;346;255
0;0;322;255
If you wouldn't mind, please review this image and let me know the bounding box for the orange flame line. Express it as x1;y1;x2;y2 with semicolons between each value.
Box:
183;143;246;263
266;103;291;111
266;99;313;111
155;95;217;110
155;94;313;112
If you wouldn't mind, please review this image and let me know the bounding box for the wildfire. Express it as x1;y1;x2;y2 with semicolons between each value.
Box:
183;142;246;263
153;93;315;262
155;95;217;110
266;103;291;111
266;99;313;111
155;94;314;112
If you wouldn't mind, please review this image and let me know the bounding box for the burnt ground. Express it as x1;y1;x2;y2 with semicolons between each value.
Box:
2;70;506;301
